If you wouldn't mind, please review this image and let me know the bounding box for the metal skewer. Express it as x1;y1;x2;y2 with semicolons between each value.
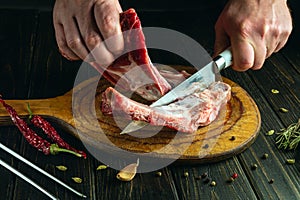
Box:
0;142;87;198
0;159;59;200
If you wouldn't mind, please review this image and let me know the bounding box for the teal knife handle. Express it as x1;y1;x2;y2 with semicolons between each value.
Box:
213;47;233;71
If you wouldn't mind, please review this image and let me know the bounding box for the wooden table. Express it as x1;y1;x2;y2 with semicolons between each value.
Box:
0;2;299;199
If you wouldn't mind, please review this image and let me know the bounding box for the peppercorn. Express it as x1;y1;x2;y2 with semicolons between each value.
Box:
229;136;236;141
262;153;269;159
227;177;235;183
251;164;258;170
203;177;211;184
183;172;189;177
210;181;216;186
156;172;162;177
269;179;274;184
231;173;238;179
201;172;208;179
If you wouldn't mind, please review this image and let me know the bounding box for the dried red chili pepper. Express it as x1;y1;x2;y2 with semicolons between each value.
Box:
28;106;86;159
0;96;82;157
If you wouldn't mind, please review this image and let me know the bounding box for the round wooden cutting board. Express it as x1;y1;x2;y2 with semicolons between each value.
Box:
0;66;261;164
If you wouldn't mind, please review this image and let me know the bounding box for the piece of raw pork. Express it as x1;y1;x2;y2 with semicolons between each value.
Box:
91;9;171;101
101;81;231;133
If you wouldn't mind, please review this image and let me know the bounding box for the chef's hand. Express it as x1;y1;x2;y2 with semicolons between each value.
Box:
214;0;292;71
53;0;124;66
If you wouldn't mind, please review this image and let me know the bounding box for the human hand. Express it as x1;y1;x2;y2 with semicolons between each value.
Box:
214;0;292;71
53;0;124;66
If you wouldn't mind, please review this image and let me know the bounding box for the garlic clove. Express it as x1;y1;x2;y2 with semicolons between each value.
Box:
116;159;139;181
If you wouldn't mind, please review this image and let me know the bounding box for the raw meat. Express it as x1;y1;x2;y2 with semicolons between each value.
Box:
91;9;171;101
101;81;231;133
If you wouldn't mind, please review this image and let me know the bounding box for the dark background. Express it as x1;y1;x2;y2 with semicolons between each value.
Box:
0;1;299;200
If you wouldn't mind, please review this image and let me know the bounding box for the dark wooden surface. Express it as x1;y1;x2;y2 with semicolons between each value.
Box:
0;1;299;200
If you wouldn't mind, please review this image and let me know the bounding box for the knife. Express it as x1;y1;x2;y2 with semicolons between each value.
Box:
120;47;233;134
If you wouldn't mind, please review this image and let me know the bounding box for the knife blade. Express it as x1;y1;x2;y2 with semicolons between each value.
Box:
120;47;233;134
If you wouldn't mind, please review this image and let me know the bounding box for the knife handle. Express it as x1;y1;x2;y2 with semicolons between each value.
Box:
213;47;233;71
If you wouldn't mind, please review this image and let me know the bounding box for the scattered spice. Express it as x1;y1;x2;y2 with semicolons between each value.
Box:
286;159;295;165
183;172;189;177
251;164;258;170
116;159;139;181
96;165;108;170
155;172;162;177
72;177;83;183
27;104;87;159
201;172;208;179
269;179;274;184
227;177;235;183
231;173;238;179
0;96;82;157
271;89;279;94
229;136;236;141
210;181;216;186
266;130;275;136
262;153;269;159
56;165;68;171
203;177;211;184
279;107;289;113
276;119;300;150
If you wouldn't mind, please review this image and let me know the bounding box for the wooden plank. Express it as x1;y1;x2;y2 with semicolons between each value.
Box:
0;9;40;200
222;65;300;199
170;157;258;199
0;127;23;200
28;11;82;98
0;9;38;98
0;4;299;200
281;34;300;74
93;165;179;200
247;56;299;124
10;125;92;200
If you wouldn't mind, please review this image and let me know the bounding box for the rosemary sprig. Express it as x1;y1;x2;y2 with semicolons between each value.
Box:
276;119;300;150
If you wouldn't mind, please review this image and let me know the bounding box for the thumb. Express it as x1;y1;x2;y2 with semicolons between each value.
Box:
230;37;254;71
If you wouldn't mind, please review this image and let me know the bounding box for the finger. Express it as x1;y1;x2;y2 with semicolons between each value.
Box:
63;18;90;60
213;24;230;57
251;42;266;70
53;22;80;60
94;0;124;55
265;28;281;58
230;38;255;71
75;10;114;64
115;0;123;12
274;34;290;53
265;40;278;58
90;41;115;68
